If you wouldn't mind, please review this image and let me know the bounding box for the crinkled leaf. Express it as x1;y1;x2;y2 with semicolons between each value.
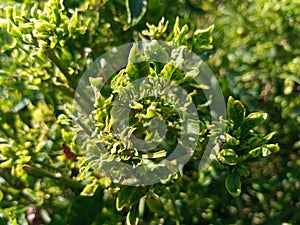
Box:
224;133;240;146
80;181;99;196
218;148;239;165
172;17;189;45
144;40;169;63
159;62;176;79
129;101;143;110
192;25;214;51
141;150;167;159
142;17;169;39
144;103;157;119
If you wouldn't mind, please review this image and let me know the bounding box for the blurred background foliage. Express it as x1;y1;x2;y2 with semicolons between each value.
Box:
0;0;299;224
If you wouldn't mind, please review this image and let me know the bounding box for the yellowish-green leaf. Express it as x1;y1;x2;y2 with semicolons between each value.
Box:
0;158;13;168
217;149;238;165
80;181;99;196
68;9;78;35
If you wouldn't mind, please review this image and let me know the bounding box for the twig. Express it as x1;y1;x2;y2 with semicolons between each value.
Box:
165;187;181;222
45;49;76;89
23;164;84;190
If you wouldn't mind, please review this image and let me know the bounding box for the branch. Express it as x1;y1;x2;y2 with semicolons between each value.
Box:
23;164;84;190
45;49;77;90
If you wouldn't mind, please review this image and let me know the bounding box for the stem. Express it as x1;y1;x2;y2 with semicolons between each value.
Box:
23;164;84;190
166;187;181;222
45;49;94;112
45;49;76;89
181;174;192;182
0;124;13;139
76;118;93;136
235;196;243;219
55;84;75;98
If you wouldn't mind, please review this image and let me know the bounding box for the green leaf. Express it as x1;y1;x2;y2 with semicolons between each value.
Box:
227;96;246;128
126;64;139;80
217;148;239;166
192;25;214;51
138;197;145;217
129;101;143;110
126;44;149;80
225;172;241;197
89;77;104;89
243;112;267;128
144;102;157;119
0;158;13;168
145;198;164;214
236;165;250;177
116;186;144;211
260;132;277;144
126;0;147;26
5;6;15;23
247;147;262;158
265;143;280;153
159;62;176;80
144;41;169;63
262;147;272;157
80;181;99;196
66;188;103;225
68;9;78;35
224;133;240;146
240;112;267;137
126;203;139;225
172;17;189;45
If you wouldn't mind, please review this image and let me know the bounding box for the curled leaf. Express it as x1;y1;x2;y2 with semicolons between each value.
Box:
217;148;239;166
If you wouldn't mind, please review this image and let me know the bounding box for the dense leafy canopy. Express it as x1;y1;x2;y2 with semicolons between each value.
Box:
0;0;299;224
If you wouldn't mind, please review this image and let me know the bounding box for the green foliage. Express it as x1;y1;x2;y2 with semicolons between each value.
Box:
215;97;280;197
0;0;296;224
208;0;300;223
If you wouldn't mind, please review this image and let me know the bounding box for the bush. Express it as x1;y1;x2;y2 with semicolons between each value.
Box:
0;0;297;224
